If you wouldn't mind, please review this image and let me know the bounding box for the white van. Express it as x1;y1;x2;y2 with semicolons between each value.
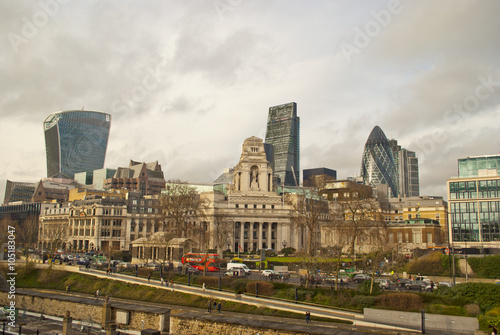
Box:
226;262;251;275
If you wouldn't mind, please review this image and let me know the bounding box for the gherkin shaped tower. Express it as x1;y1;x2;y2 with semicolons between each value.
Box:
361;126;398;197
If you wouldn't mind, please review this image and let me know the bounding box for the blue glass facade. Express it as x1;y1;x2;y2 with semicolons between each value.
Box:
265;102;300;186
44;110;111;179
361;126;398;197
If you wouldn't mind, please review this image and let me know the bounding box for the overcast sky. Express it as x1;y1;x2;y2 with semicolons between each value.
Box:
1;0;500;203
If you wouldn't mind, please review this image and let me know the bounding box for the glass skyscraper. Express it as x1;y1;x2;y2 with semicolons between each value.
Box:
44;110;111;179
389;139;420;197
265;102;300;186
361;126;398;197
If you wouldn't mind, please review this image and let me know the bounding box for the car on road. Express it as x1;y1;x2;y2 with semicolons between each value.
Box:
224;268;245;277
261;270;275;277
437;281;452;288
404;280;427;290
185;265;200;274
375;278;391;289
353;274;371;283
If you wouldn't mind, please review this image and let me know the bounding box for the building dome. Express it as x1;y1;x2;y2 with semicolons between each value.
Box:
361;126;398;197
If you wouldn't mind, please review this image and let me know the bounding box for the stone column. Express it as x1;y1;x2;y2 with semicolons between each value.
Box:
258;223;263;250
101;296;113;329
63;311;72;335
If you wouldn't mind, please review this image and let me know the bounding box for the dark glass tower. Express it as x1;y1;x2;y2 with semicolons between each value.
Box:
361;126;398;197
44;110;111;179
265;102;300;186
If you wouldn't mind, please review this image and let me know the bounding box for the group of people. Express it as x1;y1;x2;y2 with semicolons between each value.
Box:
207;300;222;314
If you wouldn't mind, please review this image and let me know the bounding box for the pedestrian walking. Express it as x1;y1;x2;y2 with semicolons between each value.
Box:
491;325;497;335
213;301;217;310
208;300;212;313
202;283;206;292
148;274;151;283
217;301;221;314
160;277;164;285
95;289;100;299
305;311;311;323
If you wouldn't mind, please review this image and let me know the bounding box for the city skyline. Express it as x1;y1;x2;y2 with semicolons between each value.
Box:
1;1;500;203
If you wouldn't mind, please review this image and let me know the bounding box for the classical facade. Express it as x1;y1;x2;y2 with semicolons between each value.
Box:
386;196;448;244
208;136;305;253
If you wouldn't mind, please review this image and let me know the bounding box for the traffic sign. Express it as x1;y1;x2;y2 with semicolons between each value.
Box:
445;248;450;254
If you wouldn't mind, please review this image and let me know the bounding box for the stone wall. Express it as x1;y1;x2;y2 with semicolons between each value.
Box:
364;308;479;335
0;290;169;332
169;312;415;335
170;312;312;335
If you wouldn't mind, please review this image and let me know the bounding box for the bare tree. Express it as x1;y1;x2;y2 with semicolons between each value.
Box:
16;215;39;251
43;222;68;252
158;180;208;244
211;209;233;258
0;217;16;247
320;217;352;290
328;183;385;259
287;191;329;257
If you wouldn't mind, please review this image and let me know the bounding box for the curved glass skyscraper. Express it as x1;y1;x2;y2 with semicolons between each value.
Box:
44;110;111;179
361;126;398;197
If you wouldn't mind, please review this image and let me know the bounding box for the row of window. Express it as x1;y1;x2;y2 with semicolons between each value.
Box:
235;204;276;209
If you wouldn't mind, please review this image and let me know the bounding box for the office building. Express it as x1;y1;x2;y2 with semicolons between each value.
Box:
389;139;420;197
265;102;300;186
3;180;36;204
361;126;398;197
104;160;165;196
303;168;337;187
44;110;111;179
448;155;500;251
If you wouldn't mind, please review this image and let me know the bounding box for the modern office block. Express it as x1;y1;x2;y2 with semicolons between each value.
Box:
265;102;300;186
361;126;398;197
389;139;420;197
303;168;337;186
448;155;500;250
44;110;111;179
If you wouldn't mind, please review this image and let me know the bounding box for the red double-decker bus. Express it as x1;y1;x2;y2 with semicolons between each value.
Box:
180;253;223;272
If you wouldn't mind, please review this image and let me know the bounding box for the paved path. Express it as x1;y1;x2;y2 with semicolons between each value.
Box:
45;263;423;333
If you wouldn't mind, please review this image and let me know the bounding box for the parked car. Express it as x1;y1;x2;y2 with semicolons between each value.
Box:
397;278;411;287
438;281;452;288
353;274;371;283
185;265;200;274
375;278;391;289
405;280;427;290
77;257;89;265
261;270;275;277
146;262;161;270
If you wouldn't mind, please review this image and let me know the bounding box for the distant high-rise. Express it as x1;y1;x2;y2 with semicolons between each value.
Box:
44;110;111;179
389;139;420;197
361;126;398;197
265;102;300;186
